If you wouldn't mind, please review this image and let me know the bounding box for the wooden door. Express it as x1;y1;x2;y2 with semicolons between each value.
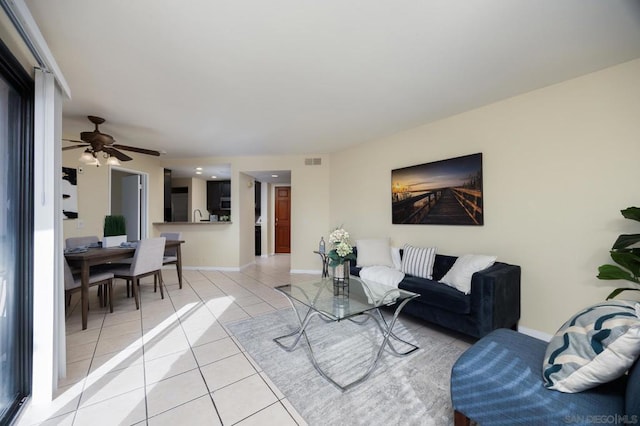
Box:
275;186;291;253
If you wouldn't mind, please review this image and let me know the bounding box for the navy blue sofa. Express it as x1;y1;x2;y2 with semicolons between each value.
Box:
350;251;521;339
451;328;640;425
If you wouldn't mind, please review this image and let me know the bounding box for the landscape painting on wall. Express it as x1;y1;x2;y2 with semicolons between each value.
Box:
391;153;483;225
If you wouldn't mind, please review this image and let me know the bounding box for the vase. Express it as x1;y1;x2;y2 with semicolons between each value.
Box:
332;260;350;296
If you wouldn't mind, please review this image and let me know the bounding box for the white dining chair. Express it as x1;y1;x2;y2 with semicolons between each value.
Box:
63;258;114;314
105;237;166;309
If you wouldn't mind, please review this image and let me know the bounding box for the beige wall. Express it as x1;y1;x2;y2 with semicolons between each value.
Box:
61;59;640;335
329;58;640;335
163;155;331;271
62;150;164;240
192;177;208;219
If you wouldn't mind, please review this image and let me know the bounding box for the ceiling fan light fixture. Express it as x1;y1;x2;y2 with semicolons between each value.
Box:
79;149;94;163
106;155;121;166
88;154;101;167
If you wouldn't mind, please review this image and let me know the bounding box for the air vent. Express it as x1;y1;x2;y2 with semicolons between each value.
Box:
304;158;322;166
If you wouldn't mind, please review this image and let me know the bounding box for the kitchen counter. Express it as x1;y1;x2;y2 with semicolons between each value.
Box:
152;221;235;268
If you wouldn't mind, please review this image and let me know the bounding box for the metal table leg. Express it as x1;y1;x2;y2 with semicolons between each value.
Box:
273;294;418;391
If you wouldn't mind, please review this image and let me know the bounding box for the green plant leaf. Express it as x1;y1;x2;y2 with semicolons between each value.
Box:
597;264;639;282
606;287;640;300
621;207;640;222
610;251;640;278
612;234;640;250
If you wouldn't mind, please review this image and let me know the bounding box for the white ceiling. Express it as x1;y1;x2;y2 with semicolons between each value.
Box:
25;0;640;161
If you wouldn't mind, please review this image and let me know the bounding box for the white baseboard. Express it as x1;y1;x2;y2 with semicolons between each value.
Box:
182;265;241;272
239;261;255;271
290;269;322;275
517;326;552;342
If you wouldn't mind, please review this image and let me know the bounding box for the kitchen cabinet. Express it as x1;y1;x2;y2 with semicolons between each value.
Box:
255;225;261;255
163;168;172;222
207;180;231;214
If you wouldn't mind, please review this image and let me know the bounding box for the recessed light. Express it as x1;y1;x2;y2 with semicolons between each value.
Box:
195;167;203;171
195;171;202;175
271;174;278;178
211;175;217;179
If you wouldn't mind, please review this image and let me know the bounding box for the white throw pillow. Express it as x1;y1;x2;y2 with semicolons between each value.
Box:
356;238;394;268
439;254;496;294
391;247;402;270
400;244;437;279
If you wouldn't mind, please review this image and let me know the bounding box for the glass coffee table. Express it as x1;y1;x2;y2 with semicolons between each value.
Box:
274;276;419;391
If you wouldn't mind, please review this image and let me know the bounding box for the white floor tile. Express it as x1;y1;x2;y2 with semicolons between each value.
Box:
144;349;198;385
236;402;299;426
79;364;145;408
73;387;146;426
192;337;241;366
147;395;221;426
200;353;257;391
211;374;278;425
145;369;209;417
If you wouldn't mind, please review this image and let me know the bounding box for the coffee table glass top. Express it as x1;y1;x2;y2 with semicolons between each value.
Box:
275;276;418;321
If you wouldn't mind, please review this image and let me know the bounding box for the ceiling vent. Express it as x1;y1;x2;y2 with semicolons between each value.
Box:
304;158;322;166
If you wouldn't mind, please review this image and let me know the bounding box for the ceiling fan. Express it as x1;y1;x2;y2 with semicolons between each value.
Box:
63;115;160;166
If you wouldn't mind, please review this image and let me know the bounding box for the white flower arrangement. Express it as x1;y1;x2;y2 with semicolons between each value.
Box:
327;227;356;267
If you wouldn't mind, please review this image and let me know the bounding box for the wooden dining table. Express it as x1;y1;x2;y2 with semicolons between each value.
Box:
64;240;184;330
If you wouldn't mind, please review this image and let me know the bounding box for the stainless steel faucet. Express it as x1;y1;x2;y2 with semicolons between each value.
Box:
193;209;203;222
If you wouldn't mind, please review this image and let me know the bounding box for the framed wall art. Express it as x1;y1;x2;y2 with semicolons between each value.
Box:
391;153;483;225
62;167;78;219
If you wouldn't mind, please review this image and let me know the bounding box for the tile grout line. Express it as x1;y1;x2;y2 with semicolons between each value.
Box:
163;274;225;425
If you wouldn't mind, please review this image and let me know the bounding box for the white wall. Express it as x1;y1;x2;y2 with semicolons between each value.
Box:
329;59;640;335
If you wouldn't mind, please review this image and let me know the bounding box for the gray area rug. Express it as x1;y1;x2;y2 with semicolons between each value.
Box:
227;308;469;426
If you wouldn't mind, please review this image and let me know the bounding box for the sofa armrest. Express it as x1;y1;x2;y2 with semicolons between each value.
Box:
469;262;521;336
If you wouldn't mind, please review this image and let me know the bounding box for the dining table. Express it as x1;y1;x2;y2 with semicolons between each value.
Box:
64;239;184;330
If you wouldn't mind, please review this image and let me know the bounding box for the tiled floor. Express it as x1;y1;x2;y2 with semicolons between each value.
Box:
18;255;316;426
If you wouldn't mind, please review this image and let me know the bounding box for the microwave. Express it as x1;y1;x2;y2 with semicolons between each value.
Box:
219;197;231;210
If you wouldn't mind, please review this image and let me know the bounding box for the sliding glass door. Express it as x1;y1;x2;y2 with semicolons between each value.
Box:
0;38;34;424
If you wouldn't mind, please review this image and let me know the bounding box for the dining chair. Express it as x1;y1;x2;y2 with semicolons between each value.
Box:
63;258;114;314
65;235;100;249
65;235;114;302
160;232;182;289
106;237;166;309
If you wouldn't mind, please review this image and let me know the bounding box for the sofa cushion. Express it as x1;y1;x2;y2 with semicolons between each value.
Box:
356;238;394;268
439;254;497;294
543;300;640;393
401;244;436;279
399;275;471;314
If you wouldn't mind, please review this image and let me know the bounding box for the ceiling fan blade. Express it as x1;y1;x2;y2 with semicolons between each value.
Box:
63;138;87;144
113;144;161;156
103;147;133;161
62;145;89;151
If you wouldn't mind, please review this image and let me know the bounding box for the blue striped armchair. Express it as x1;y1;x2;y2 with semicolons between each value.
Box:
450;328;640;425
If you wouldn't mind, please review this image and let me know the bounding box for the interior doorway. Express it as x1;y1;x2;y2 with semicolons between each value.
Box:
275;186;291;253
109;167;149;240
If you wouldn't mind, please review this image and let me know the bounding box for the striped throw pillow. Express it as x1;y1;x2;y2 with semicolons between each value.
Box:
542;300;640;393
401;245;436;279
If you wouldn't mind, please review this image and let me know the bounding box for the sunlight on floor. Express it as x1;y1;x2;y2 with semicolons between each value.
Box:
17;255;310;425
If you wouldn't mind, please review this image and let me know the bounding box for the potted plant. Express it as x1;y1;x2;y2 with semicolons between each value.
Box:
597;207;640;299
102;214;128;248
